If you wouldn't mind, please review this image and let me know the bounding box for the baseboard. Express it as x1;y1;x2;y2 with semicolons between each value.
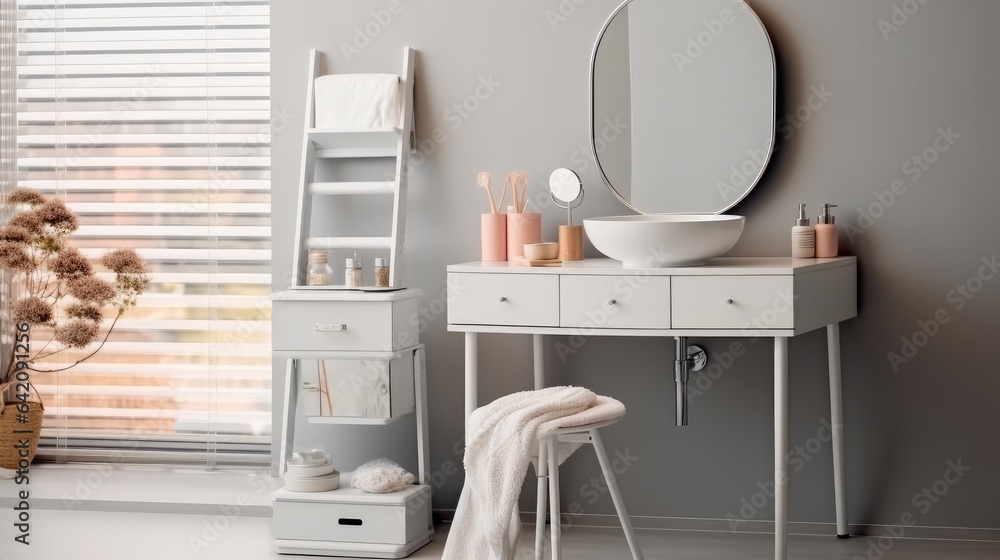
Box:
0;496;272;517
433;509;1000;543
0;464;277;517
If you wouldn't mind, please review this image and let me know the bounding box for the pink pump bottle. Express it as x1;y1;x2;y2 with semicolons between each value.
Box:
815;203;839;258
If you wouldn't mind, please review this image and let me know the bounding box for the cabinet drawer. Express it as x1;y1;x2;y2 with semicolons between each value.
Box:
560;276;671;329
672;276;794;329
448;273;559;327
272;299;417;352
273;486;431;549
273;500;407;544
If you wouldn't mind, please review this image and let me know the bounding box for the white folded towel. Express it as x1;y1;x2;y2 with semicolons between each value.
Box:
314;73;401;129
442;387;626;560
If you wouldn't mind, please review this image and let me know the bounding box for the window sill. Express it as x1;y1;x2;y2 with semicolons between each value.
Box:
0;463;280;516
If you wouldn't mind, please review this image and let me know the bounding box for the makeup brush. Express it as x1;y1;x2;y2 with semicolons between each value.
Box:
477;171;496;214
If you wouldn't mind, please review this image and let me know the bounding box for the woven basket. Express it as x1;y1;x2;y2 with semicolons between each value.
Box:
0;401;44;471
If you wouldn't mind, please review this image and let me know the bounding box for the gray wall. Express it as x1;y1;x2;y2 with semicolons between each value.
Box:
272;0;1000;532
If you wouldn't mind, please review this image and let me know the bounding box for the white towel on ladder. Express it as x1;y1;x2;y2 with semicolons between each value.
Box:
443;386;626;560
313;73;401;129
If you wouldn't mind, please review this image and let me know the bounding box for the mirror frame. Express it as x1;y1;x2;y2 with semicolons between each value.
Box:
589;0;777;215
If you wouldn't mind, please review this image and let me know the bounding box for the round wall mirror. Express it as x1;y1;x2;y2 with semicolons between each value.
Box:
590;0;776;214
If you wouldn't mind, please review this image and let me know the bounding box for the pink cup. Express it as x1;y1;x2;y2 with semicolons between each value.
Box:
481;213;507;261
506;212;541;259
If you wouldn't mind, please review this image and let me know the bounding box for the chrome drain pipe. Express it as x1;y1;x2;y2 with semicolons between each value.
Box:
674;338;707;427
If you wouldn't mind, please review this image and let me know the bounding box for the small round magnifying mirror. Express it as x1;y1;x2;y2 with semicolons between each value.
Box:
549;168;585;225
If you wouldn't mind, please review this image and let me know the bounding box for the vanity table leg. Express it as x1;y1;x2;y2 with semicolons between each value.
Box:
414;347;430;486
533;334;545;390
465;332;478;439
279;359;297;476
774;337;789;560
827;323;849;538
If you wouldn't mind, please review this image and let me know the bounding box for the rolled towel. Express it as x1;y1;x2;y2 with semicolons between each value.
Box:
350;457;415;493
314;73;401;129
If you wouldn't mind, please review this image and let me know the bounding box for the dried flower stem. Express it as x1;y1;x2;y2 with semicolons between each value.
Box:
28;313;121;374
2;190;150;391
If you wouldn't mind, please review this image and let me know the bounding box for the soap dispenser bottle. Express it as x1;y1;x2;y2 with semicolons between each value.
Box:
815;204;839;258
791;203;815;258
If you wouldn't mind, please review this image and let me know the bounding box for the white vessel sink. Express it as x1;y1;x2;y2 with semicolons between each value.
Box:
583;214;746;267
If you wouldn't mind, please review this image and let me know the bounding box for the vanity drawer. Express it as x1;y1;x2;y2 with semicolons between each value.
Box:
560;276;671;329
448;273;559;327
672;276;794;329
272;298;417;352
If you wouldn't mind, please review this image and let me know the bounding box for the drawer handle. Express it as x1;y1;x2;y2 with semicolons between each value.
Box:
499;296;508;303
315;323;347;332
338;518;363;526
724;299;734;306
608;299;617;306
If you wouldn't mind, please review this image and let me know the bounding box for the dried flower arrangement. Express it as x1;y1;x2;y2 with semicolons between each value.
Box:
1;187;151;399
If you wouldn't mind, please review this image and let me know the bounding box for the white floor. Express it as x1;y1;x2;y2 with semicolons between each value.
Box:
3;510;1000;560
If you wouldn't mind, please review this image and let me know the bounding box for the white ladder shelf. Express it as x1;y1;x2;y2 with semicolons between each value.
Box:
291;47;416;288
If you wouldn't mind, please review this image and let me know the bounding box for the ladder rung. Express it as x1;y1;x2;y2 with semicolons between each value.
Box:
306;237;394;250
309;182;396;196
317;147;397;158
308;128;400;158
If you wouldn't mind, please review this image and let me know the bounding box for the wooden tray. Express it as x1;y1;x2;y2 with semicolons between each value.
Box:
511;256;563;267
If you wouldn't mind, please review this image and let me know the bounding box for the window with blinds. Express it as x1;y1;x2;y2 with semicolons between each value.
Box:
15;0;272;465
2;0;15;366
2;0;15;199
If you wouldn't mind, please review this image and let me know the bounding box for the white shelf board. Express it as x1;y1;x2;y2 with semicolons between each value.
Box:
273;483;430;505
274;532;434;558
307;128;400;158
287;285;406;292
306;236;394;250
305;408;414;426
272;349;418;361
272;287;421;302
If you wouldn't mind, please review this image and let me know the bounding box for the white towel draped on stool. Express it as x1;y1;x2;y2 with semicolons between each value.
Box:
443;386;626;560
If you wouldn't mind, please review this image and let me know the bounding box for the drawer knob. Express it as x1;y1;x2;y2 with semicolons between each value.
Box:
724;299;734;306
608;299;617;306
499;296;508;303
316;323;347;332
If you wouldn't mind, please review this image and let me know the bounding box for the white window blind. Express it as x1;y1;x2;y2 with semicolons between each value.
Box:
2;0;15;200
2;0;15;358
15;0;271;465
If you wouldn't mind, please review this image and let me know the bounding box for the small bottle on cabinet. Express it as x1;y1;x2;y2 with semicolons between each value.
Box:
345;254;363;287
306;250;332;286
815;204;840;258
791;203;815;258
374;257;390;288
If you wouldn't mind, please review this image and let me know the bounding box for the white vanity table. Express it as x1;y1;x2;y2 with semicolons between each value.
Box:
447;256;857;560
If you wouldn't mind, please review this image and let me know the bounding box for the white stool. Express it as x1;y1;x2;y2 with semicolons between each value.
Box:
531;417;644;560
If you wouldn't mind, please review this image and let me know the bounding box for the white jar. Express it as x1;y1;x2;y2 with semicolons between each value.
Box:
306;250;332;286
